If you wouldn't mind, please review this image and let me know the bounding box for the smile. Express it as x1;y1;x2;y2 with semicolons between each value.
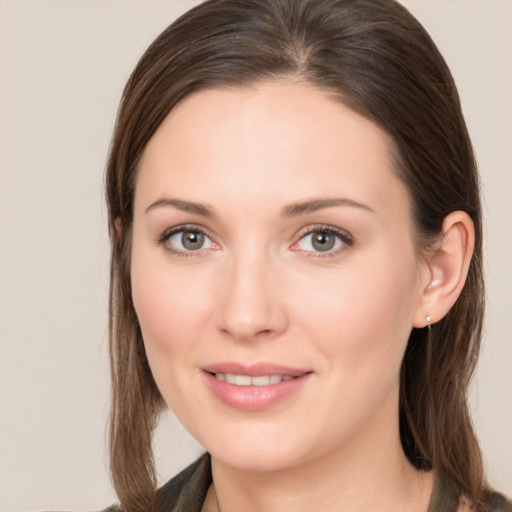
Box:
202;363;312;411
213;373;296;386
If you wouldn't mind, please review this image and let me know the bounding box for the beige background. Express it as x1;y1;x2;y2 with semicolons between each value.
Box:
0;1;510;510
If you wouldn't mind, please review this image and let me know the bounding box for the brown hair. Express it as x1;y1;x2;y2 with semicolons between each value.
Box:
105;0;487;510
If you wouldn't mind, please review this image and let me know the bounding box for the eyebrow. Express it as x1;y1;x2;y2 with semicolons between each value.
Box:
281;197;375;217
145;196;374;217
145;198;215;217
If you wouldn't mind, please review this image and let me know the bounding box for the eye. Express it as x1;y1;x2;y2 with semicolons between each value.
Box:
294;226;352;254
160;226;217;255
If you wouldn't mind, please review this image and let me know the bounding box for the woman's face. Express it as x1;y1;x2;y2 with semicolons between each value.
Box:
131;82;429;472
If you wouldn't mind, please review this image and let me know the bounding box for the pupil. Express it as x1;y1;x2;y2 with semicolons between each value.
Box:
182;230;204;250
312;232;334;251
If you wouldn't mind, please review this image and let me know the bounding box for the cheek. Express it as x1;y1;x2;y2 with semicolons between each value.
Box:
289;251;418;376
130;246;213;368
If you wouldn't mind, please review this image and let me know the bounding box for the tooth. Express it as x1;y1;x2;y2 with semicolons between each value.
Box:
252;375;271;386
235;375;252;386
217;373;295;386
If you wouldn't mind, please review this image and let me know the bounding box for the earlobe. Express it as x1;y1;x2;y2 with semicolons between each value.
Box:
413;211;475;328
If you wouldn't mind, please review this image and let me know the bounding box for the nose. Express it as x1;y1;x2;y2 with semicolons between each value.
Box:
215;252;288;342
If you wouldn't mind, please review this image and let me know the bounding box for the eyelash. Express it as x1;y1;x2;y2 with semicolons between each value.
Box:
157;223;353;258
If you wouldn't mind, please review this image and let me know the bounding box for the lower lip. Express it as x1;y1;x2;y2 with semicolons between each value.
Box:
203;372;311;411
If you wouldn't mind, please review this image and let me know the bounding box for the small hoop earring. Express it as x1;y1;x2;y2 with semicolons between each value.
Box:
425;315;432;330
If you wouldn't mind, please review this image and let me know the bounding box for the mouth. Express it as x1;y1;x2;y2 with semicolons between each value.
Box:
209;373;297;386
202;363;312;411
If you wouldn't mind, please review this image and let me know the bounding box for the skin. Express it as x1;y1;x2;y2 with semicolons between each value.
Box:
131;81;473;512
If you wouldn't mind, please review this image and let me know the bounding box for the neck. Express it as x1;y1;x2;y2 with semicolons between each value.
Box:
205;397;434;512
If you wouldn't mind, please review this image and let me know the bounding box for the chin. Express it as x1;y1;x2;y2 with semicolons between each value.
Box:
210;445;303;473
198;423;320;474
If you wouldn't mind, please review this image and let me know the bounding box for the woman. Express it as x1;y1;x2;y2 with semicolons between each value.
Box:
105;0;511;511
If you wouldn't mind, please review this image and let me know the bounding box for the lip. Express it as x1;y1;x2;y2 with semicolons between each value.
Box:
201;362;313;411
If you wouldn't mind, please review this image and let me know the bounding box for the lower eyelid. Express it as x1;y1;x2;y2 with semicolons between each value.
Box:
297;236;343;254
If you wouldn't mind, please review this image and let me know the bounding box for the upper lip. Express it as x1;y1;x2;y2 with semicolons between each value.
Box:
202;362;311;377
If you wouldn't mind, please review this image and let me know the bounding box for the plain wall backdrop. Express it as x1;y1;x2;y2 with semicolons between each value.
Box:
0;1;510;510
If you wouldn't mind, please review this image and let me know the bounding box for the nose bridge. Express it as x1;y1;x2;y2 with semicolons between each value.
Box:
215;242;286;341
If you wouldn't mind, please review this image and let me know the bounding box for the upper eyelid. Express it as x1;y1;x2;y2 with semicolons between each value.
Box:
294;224;353;242
158;222;351;236
159;223;215;242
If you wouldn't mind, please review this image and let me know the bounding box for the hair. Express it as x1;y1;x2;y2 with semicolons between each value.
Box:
105;0;487;510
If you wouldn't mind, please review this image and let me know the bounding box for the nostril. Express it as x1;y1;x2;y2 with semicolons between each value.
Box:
256;329;273;337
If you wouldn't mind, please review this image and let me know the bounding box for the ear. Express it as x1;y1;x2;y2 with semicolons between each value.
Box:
412;211;475;328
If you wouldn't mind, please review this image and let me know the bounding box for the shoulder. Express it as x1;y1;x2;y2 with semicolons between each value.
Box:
99;453;212;512
481;490;512;512
431;471;511;512
457;491;512;512
155;452;212;511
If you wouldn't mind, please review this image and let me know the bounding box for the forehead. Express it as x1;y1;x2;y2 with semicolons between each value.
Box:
136;81;409;217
